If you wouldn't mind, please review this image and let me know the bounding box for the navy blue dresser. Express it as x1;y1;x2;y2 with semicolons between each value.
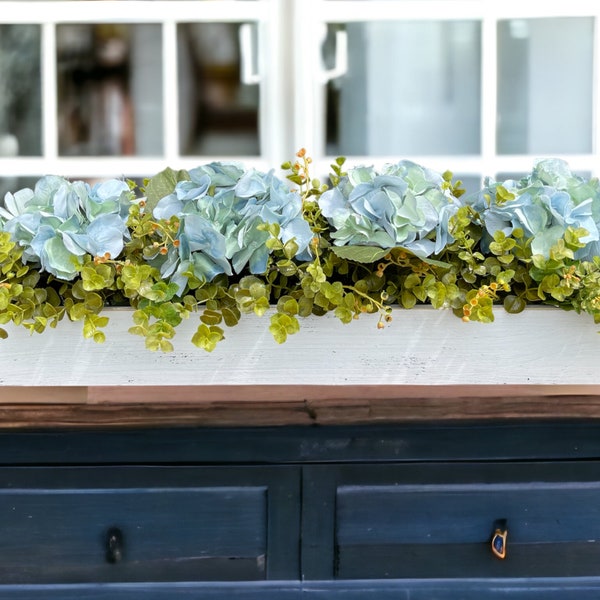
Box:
0;422;599;598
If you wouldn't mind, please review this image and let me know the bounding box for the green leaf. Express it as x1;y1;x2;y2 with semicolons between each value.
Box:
191;323;224;352
222;306;240;328
334;306;353;324
81;264;114;291
404;273;421;289
128;325;146;337
283;239;299;260
277;295;299;316
144;167;190;210
269;321;287;344
420;256;452;269
253;296;270;317
330;246;390;263
82;319;95;339
412;286;427;302
401;289;417;309
159;339;174;353
298;296;313;317
503;294;527;314
200;309;223;326
84;292;104;312
145;336;160;352
132;310;149;325
69;302;88;321
95;316;109;328
269;313;300;344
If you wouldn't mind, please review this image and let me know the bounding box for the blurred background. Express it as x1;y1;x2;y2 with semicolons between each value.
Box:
0;0;598;198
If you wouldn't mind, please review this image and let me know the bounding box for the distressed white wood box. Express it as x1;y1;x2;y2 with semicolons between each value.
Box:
0;306;598;388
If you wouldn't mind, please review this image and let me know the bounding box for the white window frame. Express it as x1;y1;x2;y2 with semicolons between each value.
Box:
295;0;600;182
0;0;283;179
1;0;599;184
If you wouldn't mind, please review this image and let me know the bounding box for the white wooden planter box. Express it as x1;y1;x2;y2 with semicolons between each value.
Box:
0;306;598;388
1;306;600;426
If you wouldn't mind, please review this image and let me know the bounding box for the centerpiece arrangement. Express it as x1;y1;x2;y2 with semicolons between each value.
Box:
1;150;599;352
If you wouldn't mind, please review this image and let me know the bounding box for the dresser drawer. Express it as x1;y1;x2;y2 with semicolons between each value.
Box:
0;466;299;584
327;463;600;579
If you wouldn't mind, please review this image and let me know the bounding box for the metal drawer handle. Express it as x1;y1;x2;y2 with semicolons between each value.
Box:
106;527;124;564
491;519;508;559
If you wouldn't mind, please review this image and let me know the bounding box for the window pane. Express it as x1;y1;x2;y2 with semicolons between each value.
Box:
0;25;42;157
178;23;260;156
57;23;163;157
455;174;482;197
326;20;481;156
497;18;593;155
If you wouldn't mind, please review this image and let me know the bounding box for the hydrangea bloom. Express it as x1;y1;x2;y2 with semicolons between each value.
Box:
464;159;600;259
318;160;462;257
152;164;313;293
0;176;131;279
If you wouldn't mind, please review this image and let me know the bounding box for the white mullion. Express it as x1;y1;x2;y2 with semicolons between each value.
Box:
320;0;597;22
480;8;498;178
260;0;293;164
492;1;597;20
41;22;58;166
0;2;265;24
293;0;324;163
162;19;179;163
12;155;597;181
6;0;595;25
319;1;484;22
593;13;600;177
0;156;268;180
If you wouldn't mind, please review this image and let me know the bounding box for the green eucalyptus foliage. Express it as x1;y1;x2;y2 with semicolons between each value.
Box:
2;153;600;351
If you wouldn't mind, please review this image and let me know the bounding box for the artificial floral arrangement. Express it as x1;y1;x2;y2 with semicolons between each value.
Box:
1;150;599;352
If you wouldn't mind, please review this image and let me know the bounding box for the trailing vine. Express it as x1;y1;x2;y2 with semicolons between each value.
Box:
1;152;600;351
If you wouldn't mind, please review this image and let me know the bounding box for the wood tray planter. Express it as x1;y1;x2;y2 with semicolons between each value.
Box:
1;306;600;428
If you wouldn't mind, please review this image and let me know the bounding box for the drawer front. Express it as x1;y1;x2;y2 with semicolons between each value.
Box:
0;466;299;584
3;580;600;599
311;462;600;579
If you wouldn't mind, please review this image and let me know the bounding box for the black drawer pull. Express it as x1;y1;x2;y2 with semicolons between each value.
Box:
106;527;124;564
491;519;508;559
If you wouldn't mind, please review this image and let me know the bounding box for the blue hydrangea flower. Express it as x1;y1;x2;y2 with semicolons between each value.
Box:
152;165;313;293
319;160;462;257
0;176;132;279
465;159;600;259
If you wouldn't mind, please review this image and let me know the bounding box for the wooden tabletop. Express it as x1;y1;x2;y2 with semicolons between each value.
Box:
1;384;600;428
